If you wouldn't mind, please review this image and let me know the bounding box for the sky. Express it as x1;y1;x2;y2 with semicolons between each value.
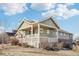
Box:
0;3;79;38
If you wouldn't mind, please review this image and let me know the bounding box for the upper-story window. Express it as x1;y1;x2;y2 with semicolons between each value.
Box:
64;33;67;36
63;33;65;36
69;34;72;38
59;32;63;36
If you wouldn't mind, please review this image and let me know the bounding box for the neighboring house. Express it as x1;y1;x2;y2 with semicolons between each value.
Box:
6;32;16;37
6;32;16;43
15;17;73;49
6;30;16;37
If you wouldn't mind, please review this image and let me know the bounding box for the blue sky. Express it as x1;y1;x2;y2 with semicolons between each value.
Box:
0;3;79;38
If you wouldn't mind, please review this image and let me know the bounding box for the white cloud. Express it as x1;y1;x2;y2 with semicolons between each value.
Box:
42;10;56;17
41;3;79;19
56;4;79;19
0;3;27;16
31;3;55;11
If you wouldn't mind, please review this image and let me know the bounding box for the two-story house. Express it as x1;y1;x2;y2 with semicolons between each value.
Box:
15;17;73;49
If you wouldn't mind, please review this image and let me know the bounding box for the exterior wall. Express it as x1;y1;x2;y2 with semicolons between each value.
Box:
16;30;25;43
39;37;48;48
58;31;73;41
58;31;73;49
58;32;70;40
25;34;39;48
25;27;39;48
15;19;73;49
40;18;58;28
19;21;31;30
39;27;58;48
16;26;39;48
40;36;58;48
16;32;39;48
16;25;58;48
40;26;57;37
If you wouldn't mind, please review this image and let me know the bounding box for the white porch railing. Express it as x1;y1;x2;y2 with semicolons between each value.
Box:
17;33;58;48
24;34;38;47
58;35;70;40
40;36;58;43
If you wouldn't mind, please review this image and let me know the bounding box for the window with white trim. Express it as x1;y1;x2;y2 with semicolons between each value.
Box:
40;28;43;33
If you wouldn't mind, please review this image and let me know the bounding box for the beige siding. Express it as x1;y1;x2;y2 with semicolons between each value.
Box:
19;21;31;30
40;19;58;28
16;30;25;43
39;27;58;48
40;37;48;48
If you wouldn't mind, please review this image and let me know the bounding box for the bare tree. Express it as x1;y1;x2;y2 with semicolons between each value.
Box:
0;32;9;44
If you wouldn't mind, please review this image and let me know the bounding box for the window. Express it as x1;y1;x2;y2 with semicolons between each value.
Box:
40;28;43;33
64;33;66;36
60;32;63;35
69;34;72;38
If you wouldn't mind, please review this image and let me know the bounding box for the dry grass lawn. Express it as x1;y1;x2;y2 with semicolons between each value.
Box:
0;44;79;56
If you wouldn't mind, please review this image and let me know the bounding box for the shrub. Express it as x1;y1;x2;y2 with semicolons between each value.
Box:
11;37;19;45
22;43;28;48
29;45;34;48
19;43;33;48
17;43;22;46
57;42;64;50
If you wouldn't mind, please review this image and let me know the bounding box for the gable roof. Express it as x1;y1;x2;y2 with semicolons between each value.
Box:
17;18;35;30
39;16;72;34
17;16;61;30
38;16;60;29
16;16;72;34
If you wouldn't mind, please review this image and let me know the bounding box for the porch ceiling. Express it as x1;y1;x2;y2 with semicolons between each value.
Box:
19;25;31;31
32;23;38;27
39;23;57;30
19;23;38;31
19;23;57;31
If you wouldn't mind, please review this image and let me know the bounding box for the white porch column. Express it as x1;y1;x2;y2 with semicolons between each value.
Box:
31;25;33;46
38;24;40;48
56;28;58;43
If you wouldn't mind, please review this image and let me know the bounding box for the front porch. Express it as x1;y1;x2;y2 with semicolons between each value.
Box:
18;23;58;48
